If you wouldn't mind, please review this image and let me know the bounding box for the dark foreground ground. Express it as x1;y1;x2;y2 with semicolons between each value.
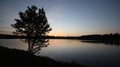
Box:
0;46;85;67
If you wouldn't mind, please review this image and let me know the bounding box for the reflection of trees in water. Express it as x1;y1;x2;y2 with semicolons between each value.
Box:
81;40;120;47
105;42;120;47
20;38;49;54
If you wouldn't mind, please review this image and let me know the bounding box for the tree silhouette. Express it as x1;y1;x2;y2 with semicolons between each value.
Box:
11;5;52;54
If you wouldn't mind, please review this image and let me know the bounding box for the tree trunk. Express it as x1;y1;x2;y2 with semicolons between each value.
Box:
28;38;31;53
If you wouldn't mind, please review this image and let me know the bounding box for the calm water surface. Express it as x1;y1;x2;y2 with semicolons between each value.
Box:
0;39;120;67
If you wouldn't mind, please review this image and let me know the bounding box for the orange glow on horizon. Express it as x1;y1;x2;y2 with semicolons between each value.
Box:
48;31;67;36
48;31;82;36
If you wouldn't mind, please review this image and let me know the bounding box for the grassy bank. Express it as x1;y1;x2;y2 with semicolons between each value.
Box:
0;46;85;67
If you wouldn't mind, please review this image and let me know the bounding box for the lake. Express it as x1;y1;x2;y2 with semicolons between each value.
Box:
0;39;120;67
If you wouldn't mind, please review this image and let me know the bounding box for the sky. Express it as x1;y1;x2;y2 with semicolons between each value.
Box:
0;0;120;36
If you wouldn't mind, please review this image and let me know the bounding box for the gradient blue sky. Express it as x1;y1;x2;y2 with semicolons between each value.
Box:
0;0;120;36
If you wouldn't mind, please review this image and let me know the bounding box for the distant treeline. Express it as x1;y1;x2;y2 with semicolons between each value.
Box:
0;34;51;39
79;33;120;41
0;33;120;41
0;34;79;39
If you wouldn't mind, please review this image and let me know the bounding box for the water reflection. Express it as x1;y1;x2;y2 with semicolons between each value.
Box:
20;38;49;54
40;39;120;67
81;40;120;47
0;39;120;67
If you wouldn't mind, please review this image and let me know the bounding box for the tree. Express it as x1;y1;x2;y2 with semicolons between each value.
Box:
11;5;52;54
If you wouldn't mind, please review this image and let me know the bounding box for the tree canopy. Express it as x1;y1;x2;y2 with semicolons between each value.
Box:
11;5;52;36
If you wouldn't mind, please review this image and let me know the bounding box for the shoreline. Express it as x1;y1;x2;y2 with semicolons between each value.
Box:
0;46;85;67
